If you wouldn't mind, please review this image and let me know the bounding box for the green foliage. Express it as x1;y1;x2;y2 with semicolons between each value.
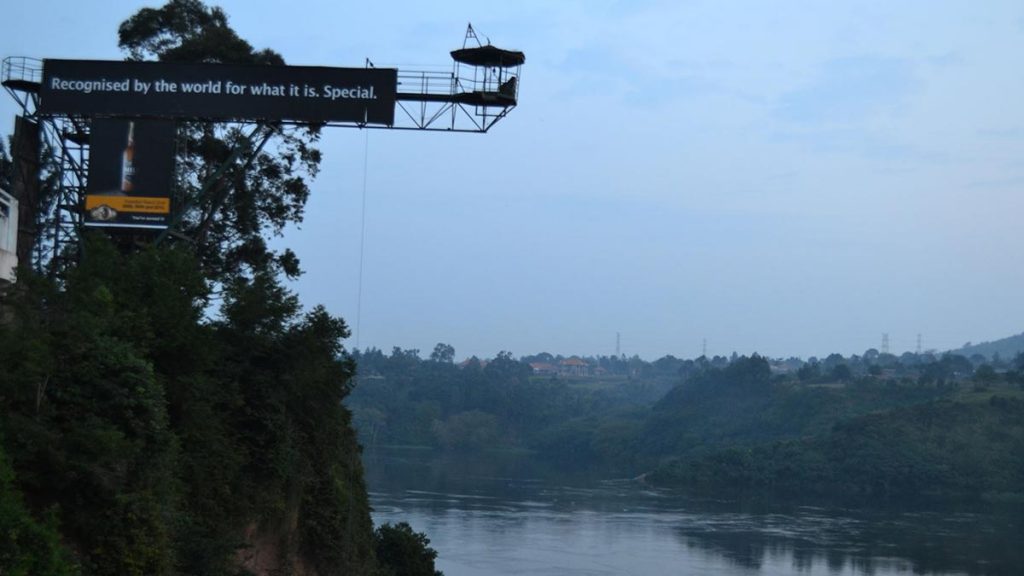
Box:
830;363;852;382
0;139;11;192
797;361;820;382
974;364;998;383
530;410;647;471
1;233;378;574
642;355;949;462
0;437;78;576
432;410;501;451
643;355;777;457
348;347;671;470
429;343;455;364
2;239;178;575
118;0;270;64
374;522;444;576
351;344;1024;503
118;0;320;282
653;397;1024;500
917;354;974;385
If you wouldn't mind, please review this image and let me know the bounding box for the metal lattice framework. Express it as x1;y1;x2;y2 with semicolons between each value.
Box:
391;25;523;132
2;26;523;273
3;56;90;272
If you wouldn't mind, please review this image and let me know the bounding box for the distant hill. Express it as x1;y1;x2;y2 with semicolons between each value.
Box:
953;332;1024;361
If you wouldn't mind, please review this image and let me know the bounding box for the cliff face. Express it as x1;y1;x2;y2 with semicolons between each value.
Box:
236;522;294;576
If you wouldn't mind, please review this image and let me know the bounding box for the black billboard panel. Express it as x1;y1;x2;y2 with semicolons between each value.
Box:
86;118;176;230
40;59;397;125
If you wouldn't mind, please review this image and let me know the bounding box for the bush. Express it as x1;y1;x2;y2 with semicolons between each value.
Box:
0;440;77;576
374;522;443;576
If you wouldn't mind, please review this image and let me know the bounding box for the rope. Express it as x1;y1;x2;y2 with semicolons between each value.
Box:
355;129;369;350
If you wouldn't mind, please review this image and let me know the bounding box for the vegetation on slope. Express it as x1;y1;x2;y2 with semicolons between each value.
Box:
1;2;444;574
350;348;1024;502
0;238;378;575
651;395;1024;500
347;347;677;470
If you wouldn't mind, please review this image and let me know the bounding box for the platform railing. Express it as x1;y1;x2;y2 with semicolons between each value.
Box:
2;56;43;85
2;56;43;114
397;69;456;100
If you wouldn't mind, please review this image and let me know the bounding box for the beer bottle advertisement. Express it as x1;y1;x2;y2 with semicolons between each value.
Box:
85;118;176;229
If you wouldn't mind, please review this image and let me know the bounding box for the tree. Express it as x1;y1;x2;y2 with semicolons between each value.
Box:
118;0;322;281
830;363;852;382
431;410;501;451
374;523;444;576
797;361;821;382
973;364;998;384
485;350;529;382
1;238;185;575
388;347;422;373
652;355;684;376
429;343;455;364
822;353;845;371
941;354;973;379
0;140;11;192
0;437;76;576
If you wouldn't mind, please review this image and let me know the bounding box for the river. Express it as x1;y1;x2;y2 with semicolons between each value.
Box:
364;449;1023;576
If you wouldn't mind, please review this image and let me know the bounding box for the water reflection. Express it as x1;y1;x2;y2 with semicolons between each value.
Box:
365;449;1023;576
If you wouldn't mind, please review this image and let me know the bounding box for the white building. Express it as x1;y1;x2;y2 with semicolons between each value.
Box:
0;187;18;284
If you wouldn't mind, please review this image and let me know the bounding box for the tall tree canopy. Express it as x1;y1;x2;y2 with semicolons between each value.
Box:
118;0;321;282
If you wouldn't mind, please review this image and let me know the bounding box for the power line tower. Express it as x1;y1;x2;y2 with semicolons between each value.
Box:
881;333;890;355
916;333;922;355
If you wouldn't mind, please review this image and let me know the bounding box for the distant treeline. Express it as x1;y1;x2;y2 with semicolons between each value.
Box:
349;347;677;458
651;395;1024;500
348;345;1024;500
645;355;1024;500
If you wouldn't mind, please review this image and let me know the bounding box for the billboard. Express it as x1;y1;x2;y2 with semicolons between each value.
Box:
40;59;397;125
85;118;176;229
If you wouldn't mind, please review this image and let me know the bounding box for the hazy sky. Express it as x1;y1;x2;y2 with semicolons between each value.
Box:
3;1;1023;360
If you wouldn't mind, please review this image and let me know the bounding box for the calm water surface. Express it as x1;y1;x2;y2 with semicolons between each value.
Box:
365;449;1023;576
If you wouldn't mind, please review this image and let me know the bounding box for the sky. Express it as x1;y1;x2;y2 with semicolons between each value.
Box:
3;1;1024;361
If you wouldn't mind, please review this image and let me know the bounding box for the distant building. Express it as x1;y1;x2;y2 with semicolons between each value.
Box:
559;357;589;377
529;362;559;376
770;357;803;375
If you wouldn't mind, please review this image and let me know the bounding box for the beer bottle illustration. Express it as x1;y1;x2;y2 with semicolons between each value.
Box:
121;121;136;193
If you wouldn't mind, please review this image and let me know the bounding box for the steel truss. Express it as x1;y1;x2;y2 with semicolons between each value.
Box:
2;30;522;271
3;57;90;273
